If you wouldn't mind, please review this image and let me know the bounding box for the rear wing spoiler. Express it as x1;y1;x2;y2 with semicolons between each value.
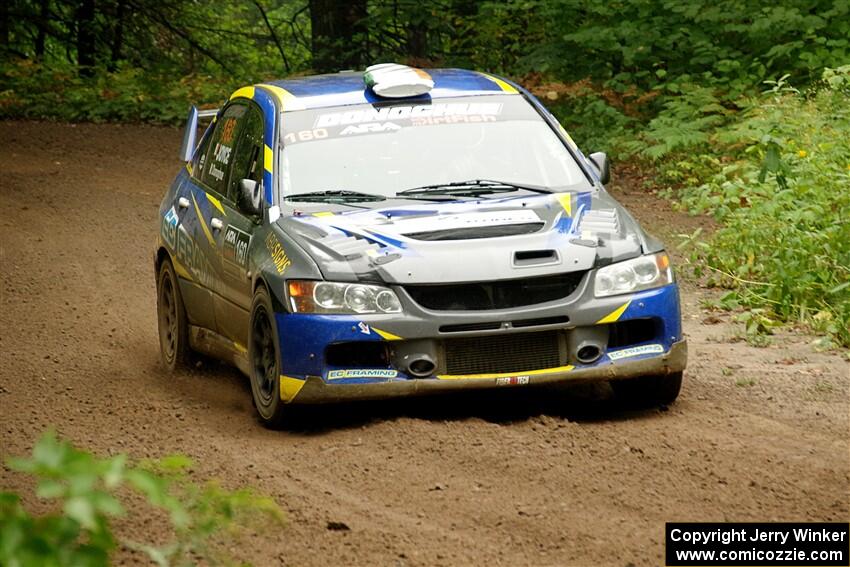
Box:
179;105;219;162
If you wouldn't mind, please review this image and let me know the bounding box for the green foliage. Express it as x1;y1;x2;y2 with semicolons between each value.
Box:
526;0;850;95
545;86;636;153
0;431;283;567
0;60;241;124
673;69;850;347
618;85;736;159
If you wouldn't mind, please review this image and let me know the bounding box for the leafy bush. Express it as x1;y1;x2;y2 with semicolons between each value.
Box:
671;68;850;347
0;431;283;566
0;61;240;125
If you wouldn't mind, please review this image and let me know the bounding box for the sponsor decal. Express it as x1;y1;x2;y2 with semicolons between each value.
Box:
174;226;215;288
220;117;237;143
495;375;530;386
314;102;502;128
608;343;664;361
222;225;250;268
327;369;398;380
161;207;178;249
358;322;371;335
265;233;291;274
340;122;402;136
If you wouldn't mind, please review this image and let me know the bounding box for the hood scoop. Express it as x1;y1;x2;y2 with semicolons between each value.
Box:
404;222;543;241
396;209;544;241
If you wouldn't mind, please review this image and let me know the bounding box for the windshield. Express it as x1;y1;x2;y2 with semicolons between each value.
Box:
278;95;590;200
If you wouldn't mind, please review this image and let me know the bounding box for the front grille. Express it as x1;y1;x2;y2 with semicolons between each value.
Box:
438;315;570;333
439;322;502;333
444;331;563;375
405;272;586;311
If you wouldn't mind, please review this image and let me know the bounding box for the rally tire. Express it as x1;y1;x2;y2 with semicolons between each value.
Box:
157;259;193;372
248;286;288;428
610;371;683;408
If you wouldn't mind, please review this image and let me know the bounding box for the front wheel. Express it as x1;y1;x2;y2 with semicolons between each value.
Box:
610;371;683;408
248;286;288;428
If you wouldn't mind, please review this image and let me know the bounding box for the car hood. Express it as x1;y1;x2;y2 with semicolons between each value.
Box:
277;190;653;284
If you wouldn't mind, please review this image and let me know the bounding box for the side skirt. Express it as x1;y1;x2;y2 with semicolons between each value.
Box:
188;325;251;377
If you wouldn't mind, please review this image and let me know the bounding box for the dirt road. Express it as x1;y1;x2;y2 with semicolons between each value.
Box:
1;121;847;566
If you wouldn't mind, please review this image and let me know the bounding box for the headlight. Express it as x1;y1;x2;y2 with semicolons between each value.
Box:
287;280;403;314
594;252;673;298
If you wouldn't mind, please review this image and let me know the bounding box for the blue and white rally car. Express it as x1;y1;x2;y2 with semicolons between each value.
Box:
155;64;687;426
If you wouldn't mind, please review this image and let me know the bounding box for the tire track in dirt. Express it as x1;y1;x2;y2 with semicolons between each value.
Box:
1;121;847;566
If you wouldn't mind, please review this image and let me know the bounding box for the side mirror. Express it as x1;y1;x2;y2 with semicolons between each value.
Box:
588;152;610;185
237;179;263;217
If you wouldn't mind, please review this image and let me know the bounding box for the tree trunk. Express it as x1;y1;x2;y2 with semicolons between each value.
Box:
35;0;49;59
1;1;10;53
76;0;96;76
309;0;367;73
109;0;125;71
406;19;427;60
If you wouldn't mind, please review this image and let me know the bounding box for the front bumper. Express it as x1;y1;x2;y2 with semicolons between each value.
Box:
283;339;687;404
274;283;686;404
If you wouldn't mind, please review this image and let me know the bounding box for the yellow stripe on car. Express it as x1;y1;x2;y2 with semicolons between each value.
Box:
279;375;305;402
596;300;632;324
258;84;306;111
478;72;518;94
173;258;193;281
191;193;216;247
438;365;575;380
558;123;579;150
229;86;255;101
264;144;274;173
555;193;572;215
372;327;402;341
206;192;226;216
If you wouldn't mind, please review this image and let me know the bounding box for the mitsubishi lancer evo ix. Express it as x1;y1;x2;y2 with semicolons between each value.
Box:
155;63;687;426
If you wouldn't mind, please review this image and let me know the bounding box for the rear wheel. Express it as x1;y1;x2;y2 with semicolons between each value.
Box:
157;259;193;371
610;371;683;408
248;286;288;428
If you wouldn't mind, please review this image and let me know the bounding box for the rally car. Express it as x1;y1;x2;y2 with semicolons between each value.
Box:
155;63;687;426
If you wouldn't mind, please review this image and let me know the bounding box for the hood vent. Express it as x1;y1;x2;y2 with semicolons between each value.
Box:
404;222;544;241
312;233;380;260
577;208;619;235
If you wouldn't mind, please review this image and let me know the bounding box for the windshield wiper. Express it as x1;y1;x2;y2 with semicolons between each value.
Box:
285;190;386;203
397;179;555;197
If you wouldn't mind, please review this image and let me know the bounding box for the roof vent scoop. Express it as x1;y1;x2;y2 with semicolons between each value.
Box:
364;63;434;98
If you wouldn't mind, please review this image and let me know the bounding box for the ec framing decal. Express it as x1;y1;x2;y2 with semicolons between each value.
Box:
327;369;398;380
608;344;664;361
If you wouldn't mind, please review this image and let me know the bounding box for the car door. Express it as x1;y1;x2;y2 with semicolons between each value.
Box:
181;103;249;331
212;102;266;347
